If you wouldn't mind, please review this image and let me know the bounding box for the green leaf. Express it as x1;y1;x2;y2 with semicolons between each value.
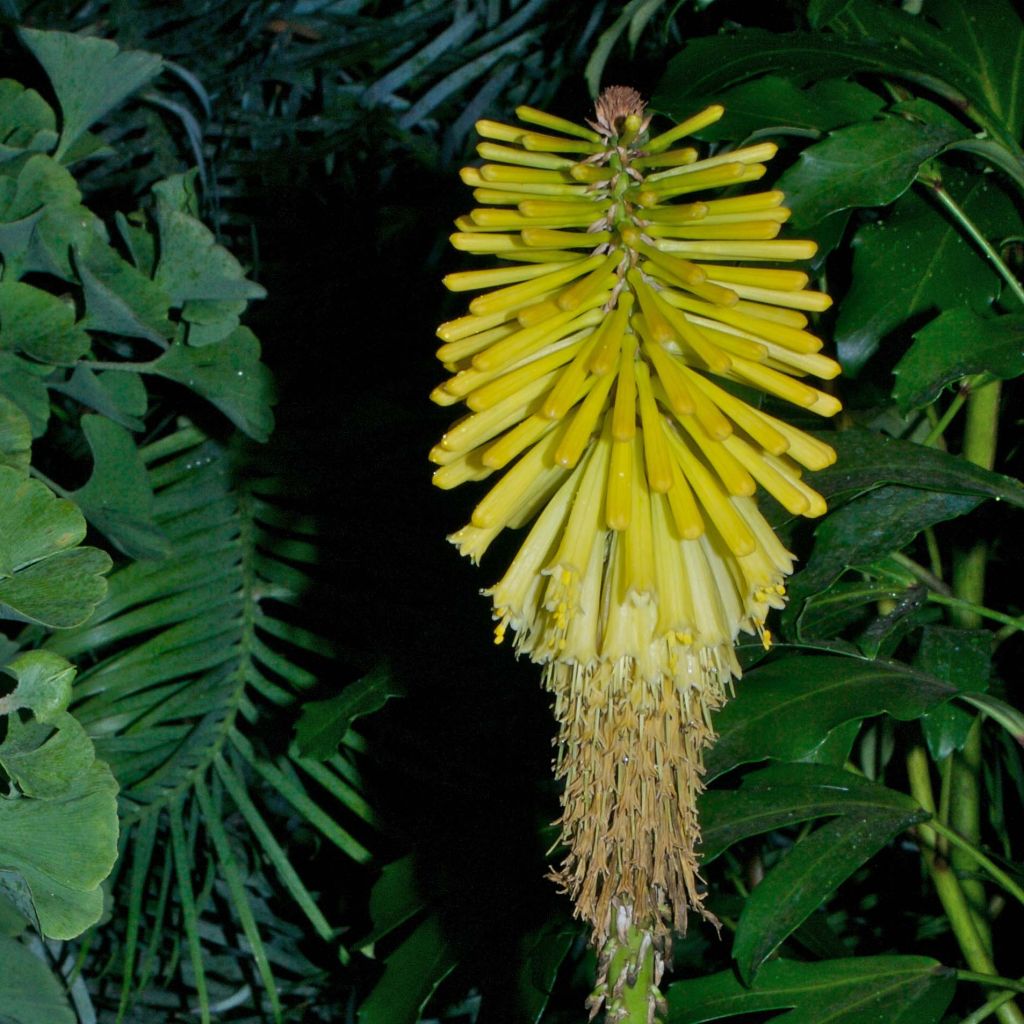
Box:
707;655;959;780
0;396;31;474
796;579;910;641
153;173;266;306
733;804;926;981
0;934;75;1024
0;354;50;438
834;0;1024;142
0;281;90;362
835;171;1018;375
0;79;57;158
0;760;119;939
918;626;990;761
802;428;1024;513
786;485;982;618
148;327;275;441
359;856;425;953
893;311;1024;412
697;78;884;141
357;914;457;1024
54;367;147;432
807;0;854;29
518;915;575;1024
75;237;173;344
0;467;111;628
653;31;943;116
700;762;919;863
0;650;75;722
777;118;958;228
0;712;95;799
666;955;955;1023
68;415;168;559
18;27;162;160
294;664;400;760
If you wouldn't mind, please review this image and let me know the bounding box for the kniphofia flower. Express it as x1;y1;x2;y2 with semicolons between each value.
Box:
430;87;840;1020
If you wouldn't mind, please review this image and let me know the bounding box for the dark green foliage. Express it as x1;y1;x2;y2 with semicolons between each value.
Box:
1;1;1023;1023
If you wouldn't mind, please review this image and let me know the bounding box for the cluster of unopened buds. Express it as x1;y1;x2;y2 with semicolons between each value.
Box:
430;86;841;1022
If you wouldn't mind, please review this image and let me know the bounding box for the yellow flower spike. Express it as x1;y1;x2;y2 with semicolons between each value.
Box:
431;88;844;1007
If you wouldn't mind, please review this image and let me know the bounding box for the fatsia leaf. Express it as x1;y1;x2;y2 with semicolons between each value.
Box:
0;280;90;362
666;955;955;1023
0;466;111;628
893;310;1024;412
706;655;959;780
834;0;1024;142
0;934;75;1024
18;27;162;160
697;78;884;141
653;30;954;116
148;327;275;441
835;170;1018;375
777;118;959;228
0;760;119;940
918;626;991;761
784;485;982;620
699;762;920;863
731;776;927;980
0;395;31;474
294;663;400;760
68;415;168;559
802;428;1024;512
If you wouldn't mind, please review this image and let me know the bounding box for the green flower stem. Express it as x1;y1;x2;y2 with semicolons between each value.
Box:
601;925;664;1024
928;819;1024;908
906;747;1024;1024
925;181;1024;309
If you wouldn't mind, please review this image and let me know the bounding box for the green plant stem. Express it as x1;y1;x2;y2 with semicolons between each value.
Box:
947;378;1003;943
926;593;1024;634
929;819;1024;908
927;183;1024;308
958;974;1024;997
906;748;1024;1024
964;992;1022;1024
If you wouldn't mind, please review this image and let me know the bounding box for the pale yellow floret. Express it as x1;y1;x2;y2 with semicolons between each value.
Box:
444;260;577;293
470;253;606;315
515;105;602;142
645;104;724;153
606;437;633;530
477;141;576;170
468;334;591;411
611;334;638;442
556;370;617;467
645;142;778;183
635;361;674;493
657;238;817;261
